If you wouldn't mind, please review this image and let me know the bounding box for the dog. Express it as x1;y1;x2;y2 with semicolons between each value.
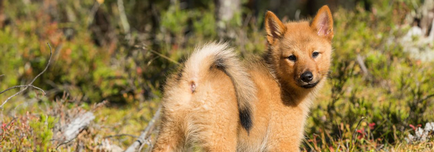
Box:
152;5;333;151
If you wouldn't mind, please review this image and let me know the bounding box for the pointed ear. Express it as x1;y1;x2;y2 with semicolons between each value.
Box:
265;11;287;44
311;5;334;40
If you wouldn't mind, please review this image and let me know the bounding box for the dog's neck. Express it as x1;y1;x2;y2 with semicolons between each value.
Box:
280;81;314;104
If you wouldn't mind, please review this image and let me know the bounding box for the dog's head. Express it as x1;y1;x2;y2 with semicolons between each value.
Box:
265;5;333;90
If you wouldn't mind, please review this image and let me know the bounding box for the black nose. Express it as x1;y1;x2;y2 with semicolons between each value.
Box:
300;71;313;82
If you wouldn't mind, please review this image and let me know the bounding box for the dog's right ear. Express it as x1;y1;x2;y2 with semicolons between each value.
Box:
265;11;286;44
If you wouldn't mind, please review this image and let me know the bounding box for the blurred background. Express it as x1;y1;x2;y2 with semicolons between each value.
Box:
0;0;433;151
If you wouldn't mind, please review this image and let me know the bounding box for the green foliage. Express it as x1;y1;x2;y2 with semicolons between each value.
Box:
0;113;56;151
305;1;434;151
29;115;57;151
161;2;190;35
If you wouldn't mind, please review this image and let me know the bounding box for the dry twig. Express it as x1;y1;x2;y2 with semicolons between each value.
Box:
141;46;180;65
0;43;53;108
125;105;162;152
63;112;95;142
103;134;138;139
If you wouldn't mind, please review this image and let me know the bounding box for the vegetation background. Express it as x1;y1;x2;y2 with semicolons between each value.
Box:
0;0;433;151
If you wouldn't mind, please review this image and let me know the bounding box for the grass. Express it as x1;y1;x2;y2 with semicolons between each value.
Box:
0;0;433;151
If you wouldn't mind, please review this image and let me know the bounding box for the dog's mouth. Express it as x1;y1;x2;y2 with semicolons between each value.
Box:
298;81;319;89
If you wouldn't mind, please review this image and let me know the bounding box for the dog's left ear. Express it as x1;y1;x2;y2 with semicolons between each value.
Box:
311;5;333;40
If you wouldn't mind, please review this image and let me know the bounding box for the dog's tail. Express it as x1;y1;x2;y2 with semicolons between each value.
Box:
182;42;256;132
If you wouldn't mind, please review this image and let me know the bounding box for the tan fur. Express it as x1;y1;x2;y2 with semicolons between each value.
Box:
152;43;255;151
153;5;333;152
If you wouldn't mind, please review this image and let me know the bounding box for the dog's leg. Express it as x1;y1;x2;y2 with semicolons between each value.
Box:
202;97;238;151
152;117;185;152
201;118;238;152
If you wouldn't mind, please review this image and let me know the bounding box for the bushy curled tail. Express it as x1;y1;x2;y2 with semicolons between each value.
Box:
183;42;256;132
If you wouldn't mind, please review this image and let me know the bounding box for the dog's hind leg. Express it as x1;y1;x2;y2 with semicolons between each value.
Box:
201;117;238;152
191;69;239;152
152;115;185;152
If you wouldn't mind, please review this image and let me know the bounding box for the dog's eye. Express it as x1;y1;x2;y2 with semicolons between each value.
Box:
287;55;297;61
312;52;319;58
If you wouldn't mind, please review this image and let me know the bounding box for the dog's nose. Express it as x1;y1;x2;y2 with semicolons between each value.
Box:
300;71;313;82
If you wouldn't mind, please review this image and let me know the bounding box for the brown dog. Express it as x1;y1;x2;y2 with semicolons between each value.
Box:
153;5;333;151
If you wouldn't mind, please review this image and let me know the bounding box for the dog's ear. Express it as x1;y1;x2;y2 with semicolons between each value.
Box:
265;11;286;44
311;5;333;40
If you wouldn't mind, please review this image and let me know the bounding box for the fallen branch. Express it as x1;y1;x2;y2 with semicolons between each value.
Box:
56;111;95;148
0;43;53;108
63;112;95;142
125;105;162;152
